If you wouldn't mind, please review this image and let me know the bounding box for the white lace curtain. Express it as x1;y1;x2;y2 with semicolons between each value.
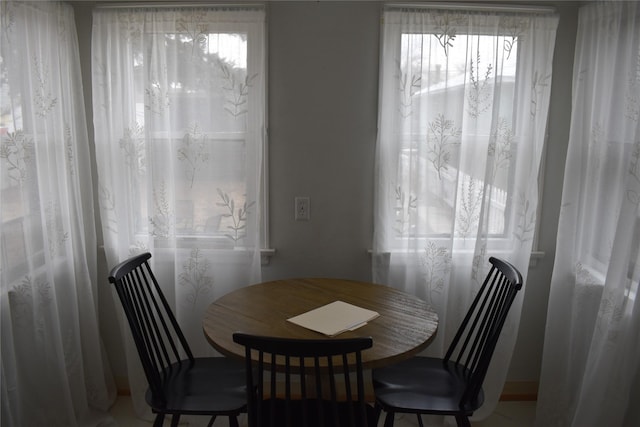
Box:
373;6;558;420
1;1;116;426
536;3;640;426
91;5;266;421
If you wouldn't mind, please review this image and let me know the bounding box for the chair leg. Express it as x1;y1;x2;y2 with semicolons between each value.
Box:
229;415;240;427
206;415;217;427
454;414;471;427
170;414;181;427
383;411;395;427
417;414;425;427
373;403;382;425
153;414;165;427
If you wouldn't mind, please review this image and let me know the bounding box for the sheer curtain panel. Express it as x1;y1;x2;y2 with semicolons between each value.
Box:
373;6;558;420
1;1;116;426
536;3;640;426
92;5;266;421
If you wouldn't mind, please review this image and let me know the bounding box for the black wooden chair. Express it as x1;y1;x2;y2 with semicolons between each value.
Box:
232;333;375;427
108;252;247;427
372;257;524;427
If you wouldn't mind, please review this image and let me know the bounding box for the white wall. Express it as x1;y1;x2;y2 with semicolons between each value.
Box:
264;1;379;280
71;0;580;391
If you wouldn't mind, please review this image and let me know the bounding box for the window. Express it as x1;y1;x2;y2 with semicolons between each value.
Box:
396;31;520;238
1;27;47;283
375;8;558;257
129;30;257;241
92;6;267;253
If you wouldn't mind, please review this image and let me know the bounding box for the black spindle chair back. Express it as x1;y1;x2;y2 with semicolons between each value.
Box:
372;256;524;427
443;256;523;409
109;252;247;427
109;252;193;406
233;333;374;427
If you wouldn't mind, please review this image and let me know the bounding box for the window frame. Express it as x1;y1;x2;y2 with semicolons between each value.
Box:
388;28;533;247
97;7;271;257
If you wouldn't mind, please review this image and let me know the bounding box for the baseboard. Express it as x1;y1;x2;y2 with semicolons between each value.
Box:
500;381;538;401
115;375;130;396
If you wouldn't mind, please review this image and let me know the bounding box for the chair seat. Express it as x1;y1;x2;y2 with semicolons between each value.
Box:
372;357;484;415
257;398;377;427
146;357;248;416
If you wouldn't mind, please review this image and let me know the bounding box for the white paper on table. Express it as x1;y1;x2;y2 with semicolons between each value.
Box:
287;300;380;336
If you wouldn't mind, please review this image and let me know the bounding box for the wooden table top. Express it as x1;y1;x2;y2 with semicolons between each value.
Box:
203;278;439;369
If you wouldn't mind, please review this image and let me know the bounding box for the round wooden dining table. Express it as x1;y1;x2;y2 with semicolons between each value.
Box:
203;278;439;369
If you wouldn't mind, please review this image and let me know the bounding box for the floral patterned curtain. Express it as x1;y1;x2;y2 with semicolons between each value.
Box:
373;6;558;420
91;5;265;421
536;3;640;426
1;1;116;426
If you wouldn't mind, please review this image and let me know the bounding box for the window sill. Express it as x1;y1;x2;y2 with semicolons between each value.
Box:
368;249;545;265
99;245;277;265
